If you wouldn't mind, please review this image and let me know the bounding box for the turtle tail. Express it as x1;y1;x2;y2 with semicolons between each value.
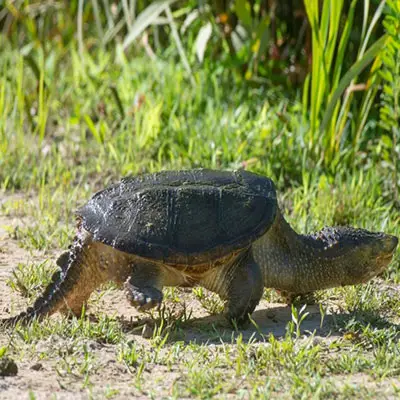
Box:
1;233;88;328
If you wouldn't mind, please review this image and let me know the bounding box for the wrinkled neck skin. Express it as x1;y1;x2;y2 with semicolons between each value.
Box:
252;209;352;293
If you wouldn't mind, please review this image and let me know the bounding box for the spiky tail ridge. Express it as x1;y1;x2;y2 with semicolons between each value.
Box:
0;233;87;328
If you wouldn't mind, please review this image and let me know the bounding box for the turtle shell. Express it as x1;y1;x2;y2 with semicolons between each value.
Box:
78;169;277;265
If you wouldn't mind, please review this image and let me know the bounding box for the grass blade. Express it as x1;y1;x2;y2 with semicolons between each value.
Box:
359;0;386;58
122;0;178;50
78;0;84;58
91;0;105;42
165;5;195;86
110;85;125;118
122;0;133;30
194;22;212;63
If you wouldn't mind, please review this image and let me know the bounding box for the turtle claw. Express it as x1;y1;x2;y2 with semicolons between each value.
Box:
125;283;163;311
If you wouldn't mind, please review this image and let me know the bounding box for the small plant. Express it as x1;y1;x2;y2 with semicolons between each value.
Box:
118;341;143;370
7;260;56;300
192;286;224;315
104;386;120;399
289;303;310;339
55;341;98;386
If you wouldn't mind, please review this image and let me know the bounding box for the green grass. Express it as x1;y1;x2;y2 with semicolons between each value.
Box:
0;40;399;398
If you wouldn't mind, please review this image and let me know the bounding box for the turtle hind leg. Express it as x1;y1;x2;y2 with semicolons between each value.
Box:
124;261;186;312
201;249;263;327
124;262;164;312
125;279;163;312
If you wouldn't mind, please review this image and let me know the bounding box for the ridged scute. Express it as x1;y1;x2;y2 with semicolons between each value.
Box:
78;169;277;265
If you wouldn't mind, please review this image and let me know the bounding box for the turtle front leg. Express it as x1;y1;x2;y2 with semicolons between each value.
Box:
201;250;263;326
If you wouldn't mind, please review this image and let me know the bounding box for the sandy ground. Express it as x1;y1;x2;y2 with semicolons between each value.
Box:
0;203;399;399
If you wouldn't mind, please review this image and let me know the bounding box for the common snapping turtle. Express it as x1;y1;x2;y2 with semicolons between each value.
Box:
1;169;398;326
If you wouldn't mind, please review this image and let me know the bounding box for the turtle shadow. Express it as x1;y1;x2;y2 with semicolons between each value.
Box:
121;303;400;345
174;305;338;344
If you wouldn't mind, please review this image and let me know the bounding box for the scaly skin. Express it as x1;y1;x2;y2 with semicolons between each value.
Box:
1;209;397;327
253;209;398;302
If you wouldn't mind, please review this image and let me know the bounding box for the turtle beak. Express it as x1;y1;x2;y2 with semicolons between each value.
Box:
386;235;398;254
376;235;398;268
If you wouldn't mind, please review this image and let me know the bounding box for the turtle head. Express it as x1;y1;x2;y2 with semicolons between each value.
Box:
309;226;398;286
371;232;398;271
336;228;398;284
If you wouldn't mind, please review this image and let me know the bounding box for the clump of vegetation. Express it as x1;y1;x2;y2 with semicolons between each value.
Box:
7;261;56;300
